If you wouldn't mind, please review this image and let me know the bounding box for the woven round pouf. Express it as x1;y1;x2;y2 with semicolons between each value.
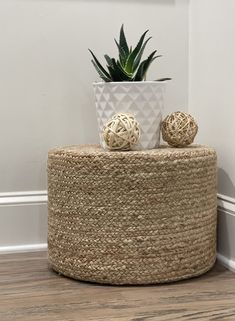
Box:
47;145;217;285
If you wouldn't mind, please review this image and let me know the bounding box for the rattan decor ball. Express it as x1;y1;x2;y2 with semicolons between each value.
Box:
161;111;198;147
103;113;140;150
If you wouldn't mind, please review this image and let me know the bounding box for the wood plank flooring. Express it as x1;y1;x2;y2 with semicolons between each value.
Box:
0;251;235;321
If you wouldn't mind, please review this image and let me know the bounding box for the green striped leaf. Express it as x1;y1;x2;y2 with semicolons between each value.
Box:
91;60;112;82
89;49;111;79
119;24;129;56
125;30;149;73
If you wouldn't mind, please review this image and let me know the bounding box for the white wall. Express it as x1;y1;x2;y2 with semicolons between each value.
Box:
0;0;189;248
189;0;235;198
189;0;235;269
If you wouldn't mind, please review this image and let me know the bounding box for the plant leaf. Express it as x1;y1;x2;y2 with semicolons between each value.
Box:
104;54;114;67
134;51;158;81
107;59;133;81
125;30;149;73
141;51;158;80
91;60;112;82
112;59;133;81
133;60;146;81
119;24;129;56
116;61;133;78
155;77;172;81
89;49;111;79
89;26;171;82
107;66;121;81
133;37;152;72
114;39;127;66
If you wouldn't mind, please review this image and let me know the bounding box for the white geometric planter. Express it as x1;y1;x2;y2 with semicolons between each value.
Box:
93;81;166;150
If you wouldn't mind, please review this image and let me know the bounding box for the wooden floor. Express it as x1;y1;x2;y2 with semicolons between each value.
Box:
0;252;235;321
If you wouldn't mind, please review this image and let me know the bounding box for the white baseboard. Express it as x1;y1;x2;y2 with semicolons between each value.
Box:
0;190;48;253
0;243;48;255
217;193;235;273
0;190;47;206
217;193;235;216
217;253;235;273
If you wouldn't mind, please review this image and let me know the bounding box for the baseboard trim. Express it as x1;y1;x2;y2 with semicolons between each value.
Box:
217;193;235;273
217;253;235;273
0;243;48;254
217;193;235;216
0;191;48;252
0;190;48;206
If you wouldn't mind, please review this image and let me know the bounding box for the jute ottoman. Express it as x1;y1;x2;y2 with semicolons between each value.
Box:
47;145;217;285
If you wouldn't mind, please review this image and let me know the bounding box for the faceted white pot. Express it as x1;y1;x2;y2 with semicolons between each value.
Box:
93;81;166;150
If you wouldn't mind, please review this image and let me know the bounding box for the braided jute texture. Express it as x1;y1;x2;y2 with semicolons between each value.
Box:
47;145;217;285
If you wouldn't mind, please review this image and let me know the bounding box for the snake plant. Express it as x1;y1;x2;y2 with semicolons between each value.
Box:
89;25;170;82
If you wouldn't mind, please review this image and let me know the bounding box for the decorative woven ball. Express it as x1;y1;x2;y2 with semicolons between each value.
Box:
103;113;140;150
161;111;198;147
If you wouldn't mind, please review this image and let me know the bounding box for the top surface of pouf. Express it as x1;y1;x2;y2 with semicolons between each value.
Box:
49;144;215;160
48;144;217;285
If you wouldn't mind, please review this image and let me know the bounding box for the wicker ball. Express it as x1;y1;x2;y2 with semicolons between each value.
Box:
103;113;140;150
161;111;198;147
